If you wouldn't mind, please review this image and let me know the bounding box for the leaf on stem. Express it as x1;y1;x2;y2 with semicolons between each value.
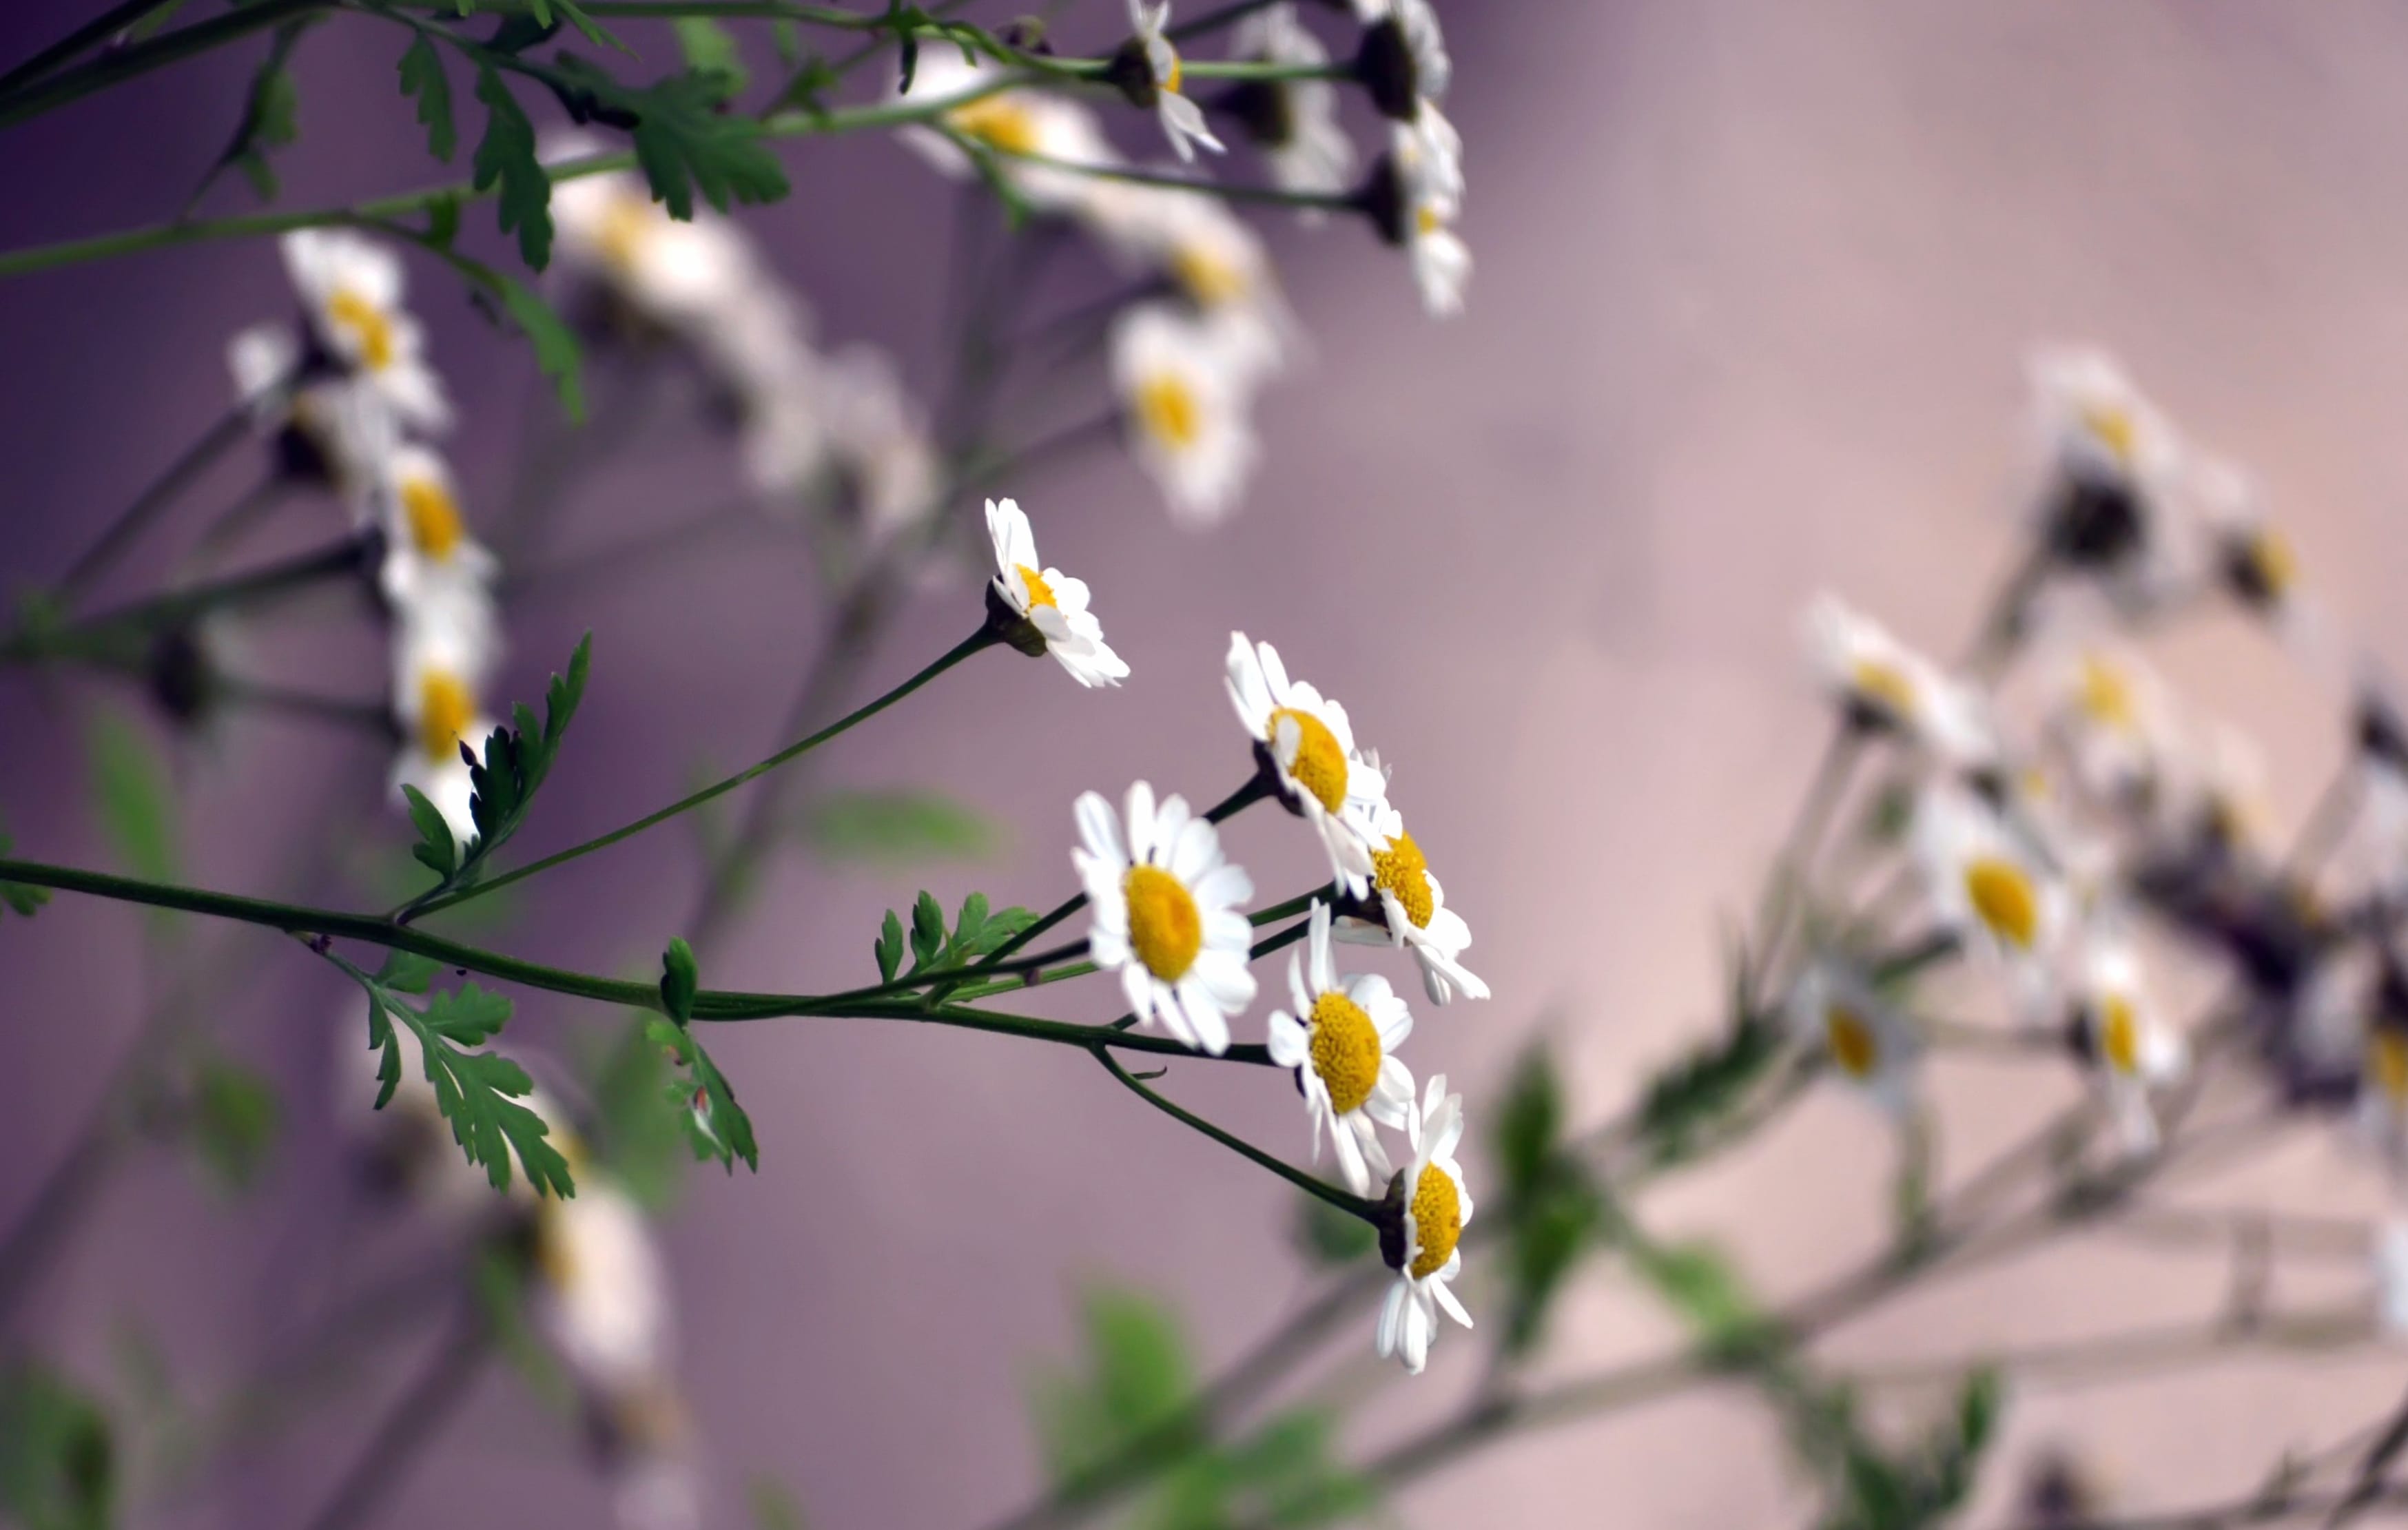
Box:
398;32;456;163
1490;1040;1604;1356
200;17;313;205
643;1015;759;1174
672;17;748;96
399;634;592;909
353;963;573;1197
471;63;553;269
85;707;179;885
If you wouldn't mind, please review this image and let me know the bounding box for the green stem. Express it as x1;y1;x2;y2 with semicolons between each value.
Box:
408;625;1002;920
56;402;255;605
5;534;372;666
0;0;193;99
1093;1046;1378;1219
0;0;329;131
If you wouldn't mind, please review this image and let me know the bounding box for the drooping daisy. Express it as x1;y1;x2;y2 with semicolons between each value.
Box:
985;497;1127;689
280;228;451;433
1352;0;1452;122
1226;4;1355;208
1075;781;1257;1054
1786;959;1919;1115
2071;935;2184;1158
2025;346;2196;606
390;610;500;849
1266;901;1415;1195
1805;595;1995;767
1913;785;2068;1013
533;1176;676;1398
1377;1073;1473;1375
1110;302;1262;524
1335;797;1489;1003
1367;110;1470;317
377;444;499;614
898;54;1124;217
1125;0;1224;163
1226;632;1390;889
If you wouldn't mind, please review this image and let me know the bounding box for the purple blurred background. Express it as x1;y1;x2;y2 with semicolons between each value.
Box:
10;2;2408;1524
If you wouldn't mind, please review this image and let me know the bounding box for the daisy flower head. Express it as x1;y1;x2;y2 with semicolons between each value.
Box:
1091;189;1292;379
1913;785;2068;1013
227;327;389;496
1225;632;1390;889
984;497;1128;688
1335;797;1488;1003
376;443;499;613
1786;959;1919;1116
1377;1073;1473;1375
2025;346;2196;603
1119;0;1224;163
899;53;1123;217
390;608;501;849
1353;0;1452;122
279;228;451;433
1366;110;1470;318
1266;902;1415;1195
2042;643;2177;810
1805;595;1995;768
533;1177;676;1398
2072;935;2184;1158
1111;302;1262;524
1075;780;1257;1054
548;139;761;337
1225;4;1356;208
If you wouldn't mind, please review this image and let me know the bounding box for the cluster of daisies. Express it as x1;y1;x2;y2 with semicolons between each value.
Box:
897;0;1465;524
984;499;1484;1373
1782;344;2408;1283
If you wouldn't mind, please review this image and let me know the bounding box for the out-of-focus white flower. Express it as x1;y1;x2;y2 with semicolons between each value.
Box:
1377;1073;1472;1375
2361;1013;2408;1179
1787;959;1919;1116
1228;4;1354;207
549;148;761;333
2025;346;2197;608
2159;719;2275;856
1226;632;1390;891
2376;1221;2408;1336
898;54;1123;216
1378;107;1469;316
985;497;1127;688
1129;0;1224;163
1266;902;1415;1195
1111;302;1262;523
2042;645;2177;809
1806;595;1995;767
534;1178;675;1396
227;326;387;495
1914;785;2068;1014
1335;795;1488;1004
390;610;500;849
1075;781;1257;1055
280;229;451;433
378;444;498;614
1091;189;1292;378
1354;0;1451;120
814;346;942;548
2072;935;2184;1158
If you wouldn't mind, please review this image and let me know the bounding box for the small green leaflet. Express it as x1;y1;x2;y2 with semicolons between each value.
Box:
0;831;51;918
642;1016;759;1173
398;32;455;162
673;17;749;95
872;891;1038;987
471;63;552;269
0;1359;113;1530
200;17;312;205
548;57;788;221
357;951;574;1197
85;707;179;885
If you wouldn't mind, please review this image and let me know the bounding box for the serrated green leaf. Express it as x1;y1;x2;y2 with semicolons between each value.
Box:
85;708;178;885
351;963;570;1197
660;937;699;1025
420;981;512;1045
471;63;552;269
805;789;1000;865
626;68;790;219
398;32;456;162
674;16;749;94
0;1359;114;1530
875;909;904;982
400;783;458;878
205;18;311;207
642;1015;759;1173
376;949;442;995
909;891;944;972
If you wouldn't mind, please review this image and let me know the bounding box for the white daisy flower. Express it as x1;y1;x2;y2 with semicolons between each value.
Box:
548;141;761;335
1805;595;1995;767
377;444;499;614
1787;959;1919;1116
533;1177;675;1397
1266;902;1415;1196
1335;796;1488;1003
1091;188;1292;380
390;610;500;849
2377;1221;2408;1337
1354;0;1451;121
1127;0;1224;163
898;54;1125;216
227;326;390;496
1377;1073;1473;1375
1913;785;2068;1013
1374;109;1470;317
1225;632;1390;889
2042;644;2177;810
985;497;1128;688
279;228;451;433
1228;3;1355;207
2072;935;2184;1158
1110;302;1262;524
2025;346;2198;605
1075;781;1257;1055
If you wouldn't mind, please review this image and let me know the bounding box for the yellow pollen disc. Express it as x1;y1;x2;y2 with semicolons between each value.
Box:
2082;402;2137;464
1964;857;2040;950
2372;1030;2408;1104
1306;990;1383;1115
2099;993;2141;1075
1270;707;1349;814
1124;864;1203;982
596;192;655;274
1162;52;1184;94
1849;657;1919;721
326;287;396;372
1372;831;1435;929
1135;371;1203;453
533;1204;576;1291
1408;1163;1462;1280
400;475;466;559
949;99;1040;156
1016;564;1058;610
1416;204;1442;237
418;670;476;763
1825;1005;1879;1079
1171;246;1248;308
2079;656;2137;733
2247;530;2297;599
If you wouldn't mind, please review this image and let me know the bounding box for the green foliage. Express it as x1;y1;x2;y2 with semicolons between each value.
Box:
674;17;749;95
400;635;591;910
207;18;312;203
1293;1188;1379;1265
398;32;455;162
1636;1011;1780;1168
1629;1239;1767;1365
641;1012;759;1175
85;707;178;885
1490;1042;1605;1355
353;951;574;1197
659;937;699;1024
805;789;1000;865
567;61;790;220
873;891;1038;986
1803;1367;2005;1530
186;1054;282;1195
0;829;52;918
471;63;553;269
1033;1286;1195;1489
0;1361;113;1530
588;1013;688;1208
749;1478;809;1530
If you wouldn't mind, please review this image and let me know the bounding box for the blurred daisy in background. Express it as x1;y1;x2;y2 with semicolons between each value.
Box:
1787;958;1920;1115
377;444;498;614
1224;3;1354;206
1806;594;1995;768
389;609;500;848
281;228;451;433
1914;785;2068;1014
2071;935;2185;1157
1112;302;1262;522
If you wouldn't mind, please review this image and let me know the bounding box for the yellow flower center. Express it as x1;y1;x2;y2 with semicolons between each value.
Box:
1161;50;1184;95
1850;657;1919;721
326;287;396;373
1372;831;1434;929
1124;864;1202;982
1016;564;1058;610
2081;402;2137;464
2372;1030;2408;1105
1270;707;1349;814
2243;528;2297;601
2099;993;2140;1075
1964;857;2040;951
1825;1004;1879;1079
1306;990;1383;1115
1408;1162;1461;1280
1134;371;1203;453
1416;203;1443;237
2079;656;2137;734
949;97;1040;156
400;475;465;560
596;191;655;275
534;1202;576;1291
1171;245;1248;308
418;669;477;763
